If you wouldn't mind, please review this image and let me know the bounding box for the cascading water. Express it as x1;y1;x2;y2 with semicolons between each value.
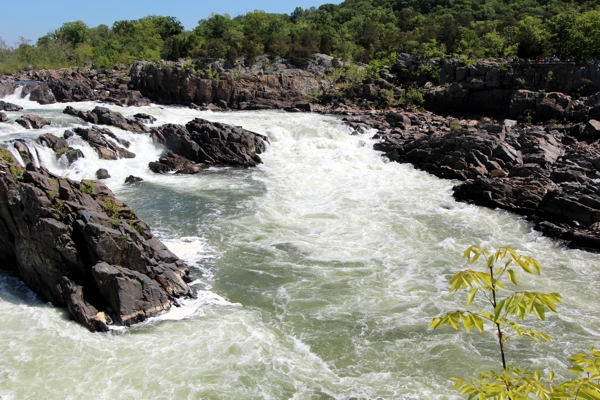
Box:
0;92;599;399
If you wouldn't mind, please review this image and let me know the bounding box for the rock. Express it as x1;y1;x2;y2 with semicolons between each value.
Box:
124;175;143;184
15;114;51;129
63;129;75;139
12;140;34;165
362;106;600;251
150;118;269;168
0;112;6;122
149;152;204;174
0;158;191;332
64;106;148;133
133;113;156;123
62;149;84;165
20;83;56;104
39;133;68;151
0;101;23;111
47;74;97;102
581;120;600;143
96;169;111;179
73;126;136;160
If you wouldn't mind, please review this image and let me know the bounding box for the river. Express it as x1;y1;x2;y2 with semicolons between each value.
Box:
0;90;599;399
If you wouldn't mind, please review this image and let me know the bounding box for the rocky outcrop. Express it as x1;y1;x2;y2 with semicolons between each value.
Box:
149;118;269;170
370;109;600;250
64;106;148;133
0;112;6;122
15;114;51;129
0;155;192;331
129;55;331;108
0;100;23;111
73;126;136;160
390;55;600;122
39;133;69;151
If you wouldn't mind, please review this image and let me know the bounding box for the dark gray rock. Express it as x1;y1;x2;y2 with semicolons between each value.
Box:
73;126;136;160
124;175;143;184
0;158;191;331
63;149;85;165
150;118;269;168
39;133;68;151
64;106;148;133
0;112;6;122
96;169;111;179
0;101;23;112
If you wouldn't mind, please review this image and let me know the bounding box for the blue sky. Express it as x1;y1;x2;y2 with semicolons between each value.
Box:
0;0;342;47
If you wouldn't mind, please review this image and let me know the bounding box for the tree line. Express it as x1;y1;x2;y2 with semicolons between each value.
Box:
1;0;600;74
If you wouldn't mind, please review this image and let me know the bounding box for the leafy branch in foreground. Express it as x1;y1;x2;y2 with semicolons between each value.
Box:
430;246;600;399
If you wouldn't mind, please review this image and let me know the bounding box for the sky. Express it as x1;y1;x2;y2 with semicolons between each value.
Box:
0;0;342;47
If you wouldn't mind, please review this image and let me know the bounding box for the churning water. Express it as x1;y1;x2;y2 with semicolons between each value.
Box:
0;90;599;399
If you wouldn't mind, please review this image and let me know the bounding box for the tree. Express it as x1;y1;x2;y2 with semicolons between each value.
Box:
431;246;600;399
57;21;89;47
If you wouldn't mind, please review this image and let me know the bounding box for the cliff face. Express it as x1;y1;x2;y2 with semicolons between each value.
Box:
394;55;600;121
128;55;334;109
0;152;192;331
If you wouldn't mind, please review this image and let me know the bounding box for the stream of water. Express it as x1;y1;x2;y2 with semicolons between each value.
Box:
0;90;599;399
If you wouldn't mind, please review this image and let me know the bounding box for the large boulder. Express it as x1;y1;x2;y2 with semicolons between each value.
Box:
150;118;269;169
0;157;191;331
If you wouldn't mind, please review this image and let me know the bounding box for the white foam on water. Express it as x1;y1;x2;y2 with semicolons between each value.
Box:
1;101;600;399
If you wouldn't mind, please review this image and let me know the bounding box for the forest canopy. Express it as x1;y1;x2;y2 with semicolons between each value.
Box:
1;0;599;73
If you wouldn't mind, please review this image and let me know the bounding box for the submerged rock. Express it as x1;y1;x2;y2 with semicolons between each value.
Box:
0;158;191;331
124;175;143;184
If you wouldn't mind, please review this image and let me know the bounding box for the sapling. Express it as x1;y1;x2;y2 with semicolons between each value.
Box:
431;246;600;399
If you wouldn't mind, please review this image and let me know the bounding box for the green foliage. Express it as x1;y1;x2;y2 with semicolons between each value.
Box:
52;198;66;220
80;180;94;195
9;165;24;181
516;77;526;87
0;148;15;163
1;0;600;74
431;246;600;399
404;86;425;108
449;120;460;131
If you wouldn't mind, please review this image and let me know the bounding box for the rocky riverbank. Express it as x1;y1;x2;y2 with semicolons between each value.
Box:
3;53;600;260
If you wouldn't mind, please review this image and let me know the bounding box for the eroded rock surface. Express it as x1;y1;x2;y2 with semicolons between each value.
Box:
0;155;191;331
149;118;269;171
64;106;148;133
15;114;51;129
365;110;600;250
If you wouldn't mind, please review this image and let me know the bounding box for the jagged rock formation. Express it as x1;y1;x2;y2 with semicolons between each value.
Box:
73;126;136;160
64;106;148;133
129;55;333;109
149;118;269;171
0;152;192;331
371;110;600;250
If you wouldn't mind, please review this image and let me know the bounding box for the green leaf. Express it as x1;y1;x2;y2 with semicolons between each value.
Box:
507;269;518;285
471;314;484;333
466;287;478;306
